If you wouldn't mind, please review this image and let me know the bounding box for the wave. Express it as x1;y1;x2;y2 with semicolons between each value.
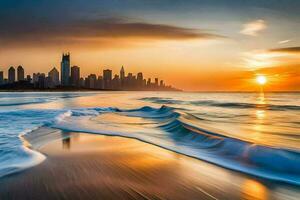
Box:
0;145;45;178
140;97;300;111
1;103;299;185
47;105;300;186
0;109;72;178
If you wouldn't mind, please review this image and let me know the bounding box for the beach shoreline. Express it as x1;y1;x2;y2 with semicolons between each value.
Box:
1;131;299;199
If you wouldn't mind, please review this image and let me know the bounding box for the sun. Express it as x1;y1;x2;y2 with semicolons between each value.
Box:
256;75;267;85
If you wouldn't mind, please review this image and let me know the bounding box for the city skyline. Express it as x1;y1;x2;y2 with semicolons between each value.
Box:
0;53;175;91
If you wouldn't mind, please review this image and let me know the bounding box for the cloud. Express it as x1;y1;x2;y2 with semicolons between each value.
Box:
269;47;300;53
278;39;291;44
0;17;224;49
240;19;266;36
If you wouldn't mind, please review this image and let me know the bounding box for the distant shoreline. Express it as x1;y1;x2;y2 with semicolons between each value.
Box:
0;88;181;92
0;89;298;93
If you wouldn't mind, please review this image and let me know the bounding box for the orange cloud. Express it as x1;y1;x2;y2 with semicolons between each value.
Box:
269;47;300;53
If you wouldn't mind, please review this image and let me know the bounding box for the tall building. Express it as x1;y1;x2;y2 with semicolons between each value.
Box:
17;65;24;81
137;72;143;87
112;75;120;89
32;73;40;83
48;67;60;86
147;78;151;86
33;73;44;87
96;76;103;89
8;66;15;83
160;80;164;87
0;71;3;85
103;69;112;89
120;66;125;80
71;66;80;87
79;78;85;88
86;74;97;89
37;73;46;88
61;53;70;86
26;75;31;82
155;78;159;87
137;72;143;81
103;69;112;81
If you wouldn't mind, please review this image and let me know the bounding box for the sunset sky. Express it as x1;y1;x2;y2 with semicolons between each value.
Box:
0;0;299;91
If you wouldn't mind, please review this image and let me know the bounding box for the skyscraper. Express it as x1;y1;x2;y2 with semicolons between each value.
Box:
155;78;159;87
137;72;143;81
48;67;60;86
147;78;151;86
26;75;31;82
137;72;143;87
0;71;3;85
160;80;164;87
71;66;80;87
17;65;24;81
86;74;97;89
120;66;125;80
103;69;112;89
37;73;46;88
61;53;70;86
32;73;40;84
8;66;15;83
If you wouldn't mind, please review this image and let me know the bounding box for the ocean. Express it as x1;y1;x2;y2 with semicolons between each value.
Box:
0;92;299;186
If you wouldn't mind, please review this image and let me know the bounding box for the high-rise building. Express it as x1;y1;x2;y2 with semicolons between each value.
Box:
71;66;80;87
26;75;31;82
48;67;60;86
155;78;159;87
17;65;24;81
87;74;97;89
147;78;151;86
61;53;70;86
103;69;112;81
120;66;125;80
160;80;164;87
112;75;120;89
8;66;15;83
37;73;46;88
96;76;103;89
0;71;3;85
137;72;143;87
79;78;85;88
103;69;112;89
137;72;143;81
32;73;40;84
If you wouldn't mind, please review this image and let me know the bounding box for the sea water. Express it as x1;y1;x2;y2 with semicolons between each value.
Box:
0;92;299;186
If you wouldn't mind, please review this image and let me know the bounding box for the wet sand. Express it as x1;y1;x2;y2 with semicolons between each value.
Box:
0;132;299;200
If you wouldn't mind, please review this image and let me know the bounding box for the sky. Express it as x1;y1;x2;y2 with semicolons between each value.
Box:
0;0;299;91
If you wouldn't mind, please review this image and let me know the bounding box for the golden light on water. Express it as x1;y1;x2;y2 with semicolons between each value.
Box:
256;75;267;85
242;180;268;200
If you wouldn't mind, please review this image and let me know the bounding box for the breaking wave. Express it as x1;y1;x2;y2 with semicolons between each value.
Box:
46;105;300;186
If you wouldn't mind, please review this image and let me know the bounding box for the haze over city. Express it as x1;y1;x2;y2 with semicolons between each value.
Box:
0;0;299;91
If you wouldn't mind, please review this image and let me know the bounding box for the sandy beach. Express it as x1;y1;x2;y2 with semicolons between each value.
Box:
0;131;298;200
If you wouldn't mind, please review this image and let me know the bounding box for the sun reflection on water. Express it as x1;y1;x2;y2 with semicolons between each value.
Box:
252;92;268;142
242;179;268;200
